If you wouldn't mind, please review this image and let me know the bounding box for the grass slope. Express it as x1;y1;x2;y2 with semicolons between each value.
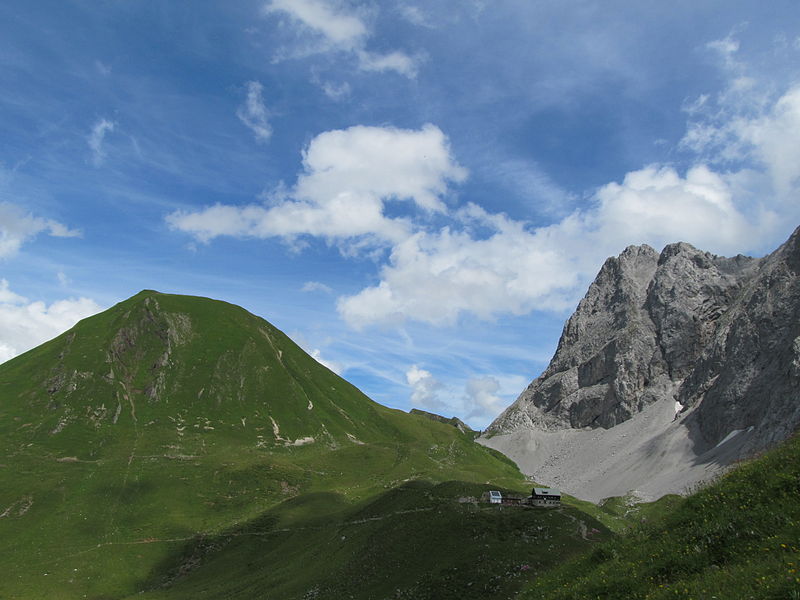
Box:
0;291;534;599
523;433;800;599
132;481;611;600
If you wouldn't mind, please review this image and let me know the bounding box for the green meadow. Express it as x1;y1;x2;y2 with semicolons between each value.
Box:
523;433;800;599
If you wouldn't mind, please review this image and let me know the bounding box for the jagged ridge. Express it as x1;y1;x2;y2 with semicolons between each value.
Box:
485;225;800;485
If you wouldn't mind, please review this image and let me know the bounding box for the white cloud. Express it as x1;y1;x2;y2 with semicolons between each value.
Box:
464;376;503;422
356;50;418;78
681;33;800;201
406;364;444;409
310;348;342;374
266;0;367;49
301;281;333;293
265;0;418;77
172;34;800;334
585;164;754;253
237;81;272;143
0;280;102;364
294;124;464;213
0;202;80;258
706;32;742;70
337;37;800;330
167;124;466;246
397;4;433;28
338;162;764;329
731;85;800;195
321;80;351;100
679;35;800;231
337;208;578;328
88;118;115;166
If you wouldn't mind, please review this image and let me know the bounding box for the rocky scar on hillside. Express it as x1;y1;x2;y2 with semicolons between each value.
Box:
487;225;800;460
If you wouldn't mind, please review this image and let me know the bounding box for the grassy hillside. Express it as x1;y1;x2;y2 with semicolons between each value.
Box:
132;481;611;600
0;291;536;599
522;433;800;599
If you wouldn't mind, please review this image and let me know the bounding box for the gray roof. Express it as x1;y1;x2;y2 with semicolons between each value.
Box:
533;487;561;496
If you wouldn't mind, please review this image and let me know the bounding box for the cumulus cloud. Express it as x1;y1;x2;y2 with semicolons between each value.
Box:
0;280;102;364
173;33;799;333
337;36;800;330
167;124;466;246
464;376;503;422
88;118;115;166
585;165;753;253
264;0;418;77
0;202;80;258
338;161;759;329
237;81;272;143
728;85;800;196
337;207;578;328
406;364;444;409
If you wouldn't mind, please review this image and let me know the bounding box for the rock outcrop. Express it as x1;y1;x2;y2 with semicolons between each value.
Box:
483;227;800;499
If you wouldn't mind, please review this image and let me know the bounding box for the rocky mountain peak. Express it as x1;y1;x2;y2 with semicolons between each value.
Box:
482;226;800;500
487;227;798;456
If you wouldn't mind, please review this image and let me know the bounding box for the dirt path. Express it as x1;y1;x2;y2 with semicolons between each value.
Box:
41;506;438;569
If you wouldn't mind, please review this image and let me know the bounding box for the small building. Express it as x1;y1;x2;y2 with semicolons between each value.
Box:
482;490;503;504
530;487;561;507
501;495;523;506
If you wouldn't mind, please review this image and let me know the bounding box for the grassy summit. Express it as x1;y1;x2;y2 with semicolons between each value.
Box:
0;290;602;599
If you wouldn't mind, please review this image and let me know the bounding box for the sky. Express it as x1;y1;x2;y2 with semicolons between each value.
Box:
1;1;800;429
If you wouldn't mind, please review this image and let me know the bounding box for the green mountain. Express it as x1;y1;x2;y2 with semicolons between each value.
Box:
0;290;605;599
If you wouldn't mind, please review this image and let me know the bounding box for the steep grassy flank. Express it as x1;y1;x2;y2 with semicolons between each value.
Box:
562;493;683;534
0;291;530;599
132;481;611;600
523;434;800;599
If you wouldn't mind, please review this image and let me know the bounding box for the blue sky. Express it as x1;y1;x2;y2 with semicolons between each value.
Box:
2;1;799;428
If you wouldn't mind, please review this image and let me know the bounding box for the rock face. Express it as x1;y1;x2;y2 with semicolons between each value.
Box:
486;226;800;468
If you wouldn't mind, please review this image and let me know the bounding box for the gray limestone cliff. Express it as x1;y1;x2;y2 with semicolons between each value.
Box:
487;227;800;456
